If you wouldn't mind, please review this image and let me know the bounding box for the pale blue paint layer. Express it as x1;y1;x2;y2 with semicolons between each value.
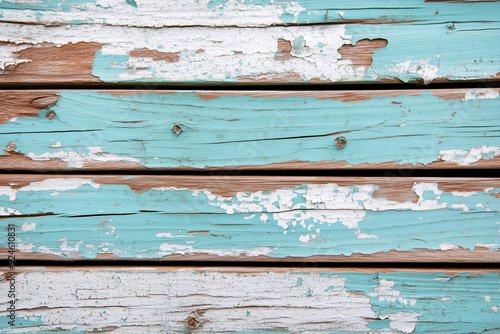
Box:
2;180;499;259
1;91;498;168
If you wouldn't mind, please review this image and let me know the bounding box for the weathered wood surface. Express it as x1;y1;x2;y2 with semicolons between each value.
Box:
1;175;499;262
1;89;499;170
1;0;499;84
1;267;499;333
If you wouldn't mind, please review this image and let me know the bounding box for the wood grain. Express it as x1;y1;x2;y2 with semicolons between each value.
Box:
1;89;498;170
0;1;498;84
1;175;498;262
1;267;499;333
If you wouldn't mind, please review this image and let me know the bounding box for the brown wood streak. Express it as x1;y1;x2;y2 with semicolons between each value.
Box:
0;90;60;124
3;247;499;263
338;38;388;70
0;42;103;84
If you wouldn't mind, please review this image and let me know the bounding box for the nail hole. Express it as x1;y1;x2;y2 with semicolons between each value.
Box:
172;124;183;136
335;136;347;147
46;111;56;120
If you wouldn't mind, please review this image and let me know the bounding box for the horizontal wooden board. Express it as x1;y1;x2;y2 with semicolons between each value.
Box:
1;175;499;262
1;89;499;170
1;267;499;333
0;1;499;84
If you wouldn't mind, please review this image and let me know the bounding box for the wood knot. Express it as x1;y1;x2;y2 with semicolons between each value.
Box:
172;124;183;136
46;111;56;120
335;136;347;147
186;317;201;329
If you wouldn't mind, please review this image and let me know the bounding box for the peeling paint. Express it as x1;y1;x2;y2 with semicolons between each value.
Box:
2;177;499;259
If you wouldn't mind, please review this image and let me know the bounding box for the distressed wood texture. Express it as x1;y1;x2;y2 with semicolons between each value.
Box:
1;175;499;262
1;89;499;170
1;267;499;333
1;0;499;84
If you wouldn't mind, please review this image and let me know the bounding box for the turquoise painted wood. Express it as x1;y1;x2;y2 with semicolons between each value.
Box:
0;268;499;333
0;1;498;84
1;175;499;261
1;89;499;169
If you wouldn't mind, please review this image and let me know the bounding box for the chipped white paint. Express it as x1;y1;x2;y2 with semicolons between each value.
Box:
439;242;459;251
0;270;381;333
164;182;452;251
20;222;36;231
158;243;272;257
1;0;305;28
0;42;31;73
18;178;99;192
384;312;421;334
440;146;500;166
368;279;418;306
26;146;140;168
451;203;470;212
0;22;366;82
464;89;500;100
0;186;17;201
156;232;193;238
385;57;439;84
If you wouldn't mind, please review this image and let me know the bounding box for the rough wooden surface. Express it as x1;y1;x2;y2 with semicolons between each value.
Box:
0;0;499;84
1;89;499;170
1;267;499;333
1;175;498;262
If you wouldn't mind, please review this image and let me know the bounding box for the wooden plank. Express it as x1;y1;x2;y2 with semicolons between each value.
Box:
1;89;499;170
1;1;499;84
1;175;499;262
1;267;499;333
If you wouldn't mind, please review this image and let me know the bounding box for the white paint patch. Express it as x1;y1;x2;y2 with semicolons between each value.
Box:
440;146;500;165
0;207;21;216
26;146;140;168
439;242;459;251
158;243;272;257
451;203;469;212
244;214;255;220
17;242;34;252
475;242;500;249
485;295;491;302
21;222;36;231
0;186;17;201
368;279;417;306
299;234;310;243
19;178;99;192
452;191;477;197
383;312;421;333
156;232;192;238
464;89;499;100
386;57;440;84
0;42;32;73
51;142;62;148
1;0;305;28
